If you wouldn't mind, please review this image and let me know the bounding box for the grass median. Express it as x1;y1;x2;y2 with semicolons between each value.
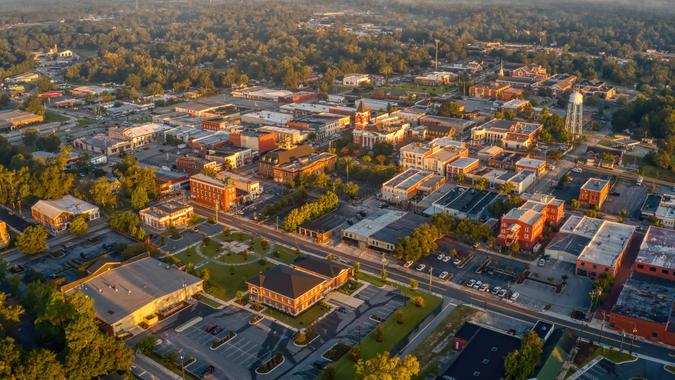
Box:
330;289;442;380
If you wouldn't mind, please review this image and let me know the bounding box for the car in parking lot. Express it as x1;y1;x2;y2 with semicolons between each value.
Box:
403;261;413;268
438;271;449;280
479;283;490;292
537;259;545;267
442;256;451;262
416;264;426;272
491;286;502;295
497;289;507;298
509;292;520;302
437;254;445;260
473;281;482;289
466;279;476;287
453;258;461;266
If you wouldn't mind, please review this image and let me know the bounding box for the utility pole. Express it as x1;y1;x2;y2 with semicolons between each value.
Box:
435;40;440;71
180;353;185;380
429;267;433;292
619;332;625;352
598;311;606;348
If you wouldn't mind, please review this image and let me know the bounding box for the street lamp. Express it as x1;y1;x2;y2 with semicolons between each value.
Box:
179;354;185;380
629;326;638;354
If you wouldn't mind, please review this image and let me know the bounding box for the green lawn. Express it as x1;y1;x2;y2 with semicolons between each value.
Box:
216;231;252;242
44;111;68;123
271;245;301;264
263;301;332;329
200;240;221;258
357;272;387;288
194;293;222;308
173;248;272;301
577;345;636;367
331;289;442;380
218;253;251;264
623;155;675;182
76;118;94;127
251;237;269;254
412;305;479;378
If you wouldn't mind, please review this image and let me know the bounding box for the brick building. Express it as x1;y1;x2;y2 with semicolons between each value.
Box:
273;152;337;185
189;173;237;212
176;156;220;175
579;178;610;208
633;226;675;281
228;129;276;154
139;201;194;231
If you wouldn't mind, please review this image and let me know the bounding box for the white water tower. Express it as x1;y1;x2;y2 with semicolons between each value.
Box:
565;90;583;139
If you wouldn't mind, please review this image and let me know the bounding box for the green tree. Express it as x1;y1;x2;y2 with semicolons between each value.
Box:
475;178;489;191
89;178;116;209
134;336;158;355
0;292;24;335
130;186;150;210
570;199;580;209
108;211;146;240
409;279;418;290
438;100;463;118
19;95;45;116
342;182;360;198
69;215;89;237
16;226;48;255
16;349;65;380
22;128;39;147
504;331;543;380
498;182;515;195
354;352;420;380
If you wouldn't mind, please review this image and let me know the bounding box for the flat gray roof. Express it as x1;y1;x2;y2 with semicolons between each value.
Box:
611;274;675;324
371;212;429;245
67;257;202;325
581;177;610;193
636;226;675;270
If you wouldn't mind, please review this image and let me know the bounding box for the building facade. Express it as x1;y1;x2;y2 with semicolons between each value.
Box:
189;173;237;212
139;201;194;231
579;178;610;208
31;195;100;233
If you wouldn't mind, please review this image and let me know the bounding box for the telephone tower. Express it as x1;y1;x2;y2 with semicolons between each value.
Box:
565;89;584;139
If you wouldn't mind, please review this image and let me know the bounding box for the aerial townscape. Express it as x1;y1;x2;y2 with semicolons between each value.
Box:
0;0;674;379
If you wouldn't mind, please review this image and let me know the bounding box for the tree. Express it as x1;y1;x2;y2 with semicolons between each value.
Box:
89;178;116;209
69;215;89;237
130;186;150;210
16;349;66;380
570;199;580;209
504;331;543;380
438;100;463;118
409;279;418;290
352;261;360;279
235;290;244;303
22;128;39;147
108;211;146;240
19;95;45;116
510;241;521;254
396;310;405;324
16;226;48;255
199;268;210;283
498;182;515;195
342;182;359;198
412;296;424;307
375;324;384;342
134;336;158;355
146;82;164;95
0;292;24;335
354;352;420;380
475;178;489;191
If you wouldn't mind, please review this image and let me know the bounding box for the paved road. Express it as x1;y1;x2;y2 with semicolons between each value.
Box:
191;203;675;364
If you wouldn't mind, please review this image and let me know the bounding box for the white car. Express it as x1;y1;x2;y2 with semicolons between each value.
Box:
403;261;413;268
453;258;461;266
537;259;545;267
466;279;476;287
480;283;490;292
509;292;520;302
498;289;508;298
572;167;582;173
416;264;426;272
473;281;482;289
437;254;445;260
442;256;452;263
438;271;449;280
491;286;502;295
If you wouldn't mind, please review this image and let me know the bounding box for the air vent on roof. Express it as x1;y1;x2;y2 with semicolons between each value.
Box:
491;346;498;352
482;359;489;365
473;371;480;377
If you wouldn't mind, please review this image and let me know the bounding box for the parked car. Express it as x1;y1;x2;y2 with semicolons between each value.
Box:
479;283;490;292
437;254;445;260
497;289;508;298
438;271;449;280
491;286;502;295
403;261;414;268
453;258;461;266
537;259;545;267
466;279;476;288
416;264;426;272
473;281;482;289
442;256;451;262
509;292;520;302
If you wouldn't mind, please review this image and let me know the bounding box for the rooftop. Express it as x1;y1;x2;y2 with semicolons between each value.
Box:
581;177;610;193
449;157;479;169
67;257;203;326
516;157;546;168
190;173;229;188
636;226;675;270
442;323;521;380
140;201;192;219
611;274;675;325
577;220;635;267
371;212;429;245
343;210;407;238
503;208;543;226
247;265;324;299
32;195;98;219
293;256;348;279
383;168;434;192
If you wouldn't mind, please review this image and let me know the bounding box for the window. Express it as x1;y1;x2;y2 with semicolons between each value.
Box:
637;264;644;269
649;267;657;272
651;332;658;338
662;269;669;275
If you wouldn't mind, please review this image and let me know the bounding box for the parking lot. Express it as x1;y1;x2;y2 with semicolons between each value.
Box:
552;169;610;202
139;302;296;380
602;178;648;217
29;230;133;281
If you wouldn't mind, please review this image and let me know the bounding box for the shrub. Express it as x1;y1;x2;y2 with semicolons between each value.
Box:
350;347;361;362
396;310;405;325
412;296;425;308
375;324;384;342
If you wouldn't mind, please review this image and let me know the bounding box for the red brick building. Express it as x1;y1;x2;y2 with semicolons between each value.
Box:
469;83;524;101
176;156;220;175
189;173;237;212
633;226;675;281
497;208;545;250
579;178;610;208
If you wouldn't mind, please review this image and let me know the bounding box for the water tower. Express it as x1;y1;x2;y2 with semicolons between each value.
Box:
565;90;584;139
